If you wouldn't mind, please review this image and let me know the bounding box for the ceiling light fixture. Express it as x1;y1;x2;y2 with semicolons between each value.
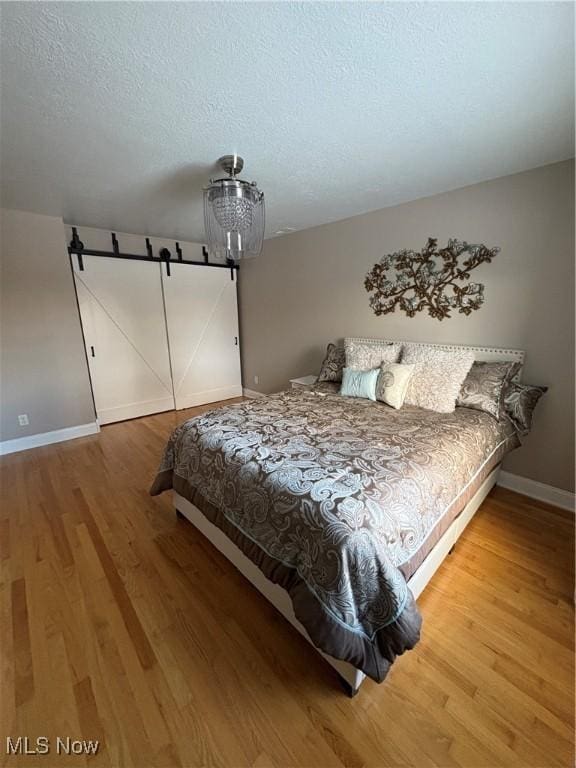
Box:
203;154;265;261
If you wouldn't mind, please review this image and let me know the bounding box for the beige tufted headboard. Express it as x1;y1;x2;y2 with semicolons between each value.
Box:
345;338;525;377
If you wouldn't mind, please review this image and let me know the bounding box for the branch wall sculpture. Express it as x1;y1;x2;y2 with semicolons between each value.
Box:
364;237;499;321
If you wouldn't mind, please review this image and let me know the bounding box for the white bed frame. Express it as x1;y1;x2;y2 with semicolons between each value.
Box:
173;341;525;695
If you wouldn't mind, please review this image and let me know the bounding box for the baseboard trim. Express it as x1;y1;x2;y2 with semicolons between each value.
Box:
243;388;265;399
498;470;575;513
0;422;101;456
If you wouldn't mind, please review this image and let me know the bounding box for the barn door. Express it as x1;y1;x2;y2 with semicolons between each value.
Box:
73;255;175;424
162;263;242;409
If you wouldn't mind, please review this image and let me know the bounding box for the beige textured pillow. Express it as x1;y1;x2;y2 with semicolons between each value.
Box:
376;363;415;409
344;339;402;370
401;344;475;413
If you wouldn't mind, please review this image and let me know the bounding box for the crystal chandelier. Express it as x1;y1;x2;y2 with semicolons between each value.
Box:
203;154;265;261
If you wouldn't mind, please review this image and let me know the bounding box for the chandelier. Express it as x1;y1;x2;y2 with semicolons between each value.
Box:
203;154;265;261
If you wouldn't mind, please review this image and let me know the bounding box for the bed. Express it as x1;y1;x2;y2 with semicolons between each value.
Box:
151;341;525;695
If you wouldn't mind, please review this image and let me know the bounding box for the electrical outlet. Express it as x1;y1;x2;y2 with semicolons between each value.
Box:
18;414;29;426
254;375;259;385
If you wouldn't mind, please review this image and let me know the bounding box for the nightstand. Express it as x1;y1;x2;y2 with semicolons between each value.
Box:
289;375;317;390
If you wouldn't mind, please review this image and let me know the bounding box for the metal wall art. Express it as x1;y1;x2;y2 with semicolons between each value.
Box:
364;237;499;321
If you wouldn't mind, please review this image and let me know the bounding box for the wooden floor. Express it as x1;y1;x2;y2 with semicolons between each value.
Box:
1;400;574;768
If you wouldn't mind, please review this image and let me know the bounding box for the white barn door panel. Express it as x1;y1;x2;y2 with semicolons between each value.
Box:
162;264;242;409
73;256;175;424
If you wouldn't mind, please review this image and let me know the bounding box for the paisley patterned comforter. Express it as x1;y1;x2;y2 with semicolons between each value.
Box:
151;387;519;682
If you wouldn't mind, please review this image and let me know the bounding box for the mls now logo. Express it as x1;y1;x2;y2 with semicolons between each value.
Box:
6;737;99;755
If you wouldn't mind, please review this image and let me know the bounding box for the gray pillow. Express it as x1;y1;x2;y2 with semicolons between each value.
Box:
457;361;521;420
317;343;346;383
504;382;547;435
401;344;475;413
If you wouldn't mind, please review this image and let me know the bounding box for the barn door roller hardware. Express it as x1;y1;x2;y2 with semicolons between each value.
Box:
67;227;239;273
159;248;171;277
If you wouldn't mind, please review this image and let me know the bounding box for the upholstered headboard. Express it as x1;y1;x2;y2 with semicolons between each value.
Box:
345;338;525;375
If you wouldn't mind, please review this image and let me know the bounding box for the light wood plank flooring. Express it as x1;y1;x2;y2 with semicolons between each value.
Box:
1;400;574;767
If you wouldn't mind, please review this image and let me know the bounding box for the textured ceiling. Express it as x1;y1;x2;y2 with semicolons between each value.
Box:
0;2;574;242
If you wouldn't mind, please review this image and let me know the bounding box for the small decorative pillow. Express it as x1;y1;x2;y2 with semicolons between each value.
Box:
503;382;547;435
376;363;415;409
340;368;379;401
401;344;475;413
457;361;521;420
344;339;402;370
317;343;346;383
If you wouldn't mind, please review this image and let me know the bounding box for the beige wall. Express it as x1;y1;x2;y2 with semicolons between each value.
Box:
239;161;575;492
0;209;95;441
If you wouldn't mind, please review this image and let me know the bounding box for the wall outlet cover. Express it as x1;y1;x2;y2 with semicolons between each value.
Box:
18;414;29;426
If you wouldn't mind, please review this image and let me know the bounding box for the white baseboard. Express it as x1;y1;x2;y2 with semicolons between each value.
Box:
498;470;575;513
242;388;265;399
0;422;100;456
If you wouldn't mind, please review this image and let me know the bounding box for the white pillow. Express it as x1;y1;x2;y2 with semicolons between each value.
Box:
376;362;415;409
344;339;402;370
401;344;474;413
